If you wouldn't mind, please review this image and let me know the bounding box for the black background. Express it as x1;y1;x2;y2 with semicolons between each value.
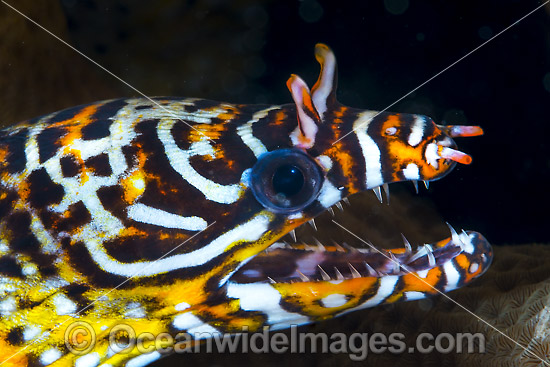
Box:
3;0;550;246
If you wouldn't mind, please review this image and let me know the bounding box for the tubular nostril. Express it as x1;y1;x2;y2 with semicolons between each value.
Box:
438;146;473;165
441;125;484;138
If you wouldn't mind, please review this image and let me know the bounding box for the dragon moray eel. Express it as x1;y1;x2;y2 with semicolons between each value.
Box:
0;44;492;367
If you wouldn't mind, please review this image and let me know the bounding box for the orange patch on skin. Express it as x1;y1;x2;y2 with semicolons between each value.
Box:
401;267;442;294
48;104;103;185
58;104;101;147
433;237;451;249
326;145;359;193
272;110;287;126
274;277;378;318
150;265;231;308
0;147;8;164
196;301;264;331
121;170;146;203
188;123;227;143
381;116;445;180
322;107;362;193
0;338;28;367
217;107;239;121
120;148;148;204
454;253;479;283
301;88;318;119
16;180;31;203
119;226;148;239
454;253;470;270
158;231;191;241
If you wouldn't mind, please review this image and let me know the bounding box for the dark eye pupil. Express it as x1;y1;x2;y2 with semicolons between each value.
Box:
250;148;323;213
272;165;304;197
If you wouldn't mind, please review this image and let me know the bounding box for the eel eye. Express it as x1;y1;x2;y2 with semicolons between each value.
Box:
250;148;324;213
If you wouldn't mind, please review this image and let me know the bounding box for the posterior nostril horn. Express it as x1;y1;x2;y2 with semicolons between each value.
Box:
438;146;473;165
441;125;484;138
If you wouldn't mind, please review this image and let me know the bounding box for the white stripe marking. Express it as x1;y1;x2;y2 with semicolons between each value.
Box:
317;180;342;208
416;269;429;278
173;312;220;337
126;352;161;367
459;232;475;253
408;116;425;147
226;282;310;330
124;302;147;319
320;294;348;308
402;163;420;180
158;118;242;204
84;214;270;277
39;348;62;366
404;291;427;301
343;275;400;315
425;142;440;169
23;325;41;341
0;296;16;316
443;260;461;292
127;203;207;231
75;353;100;367
236;107;278;157
353;111;383;189
52;293;77;315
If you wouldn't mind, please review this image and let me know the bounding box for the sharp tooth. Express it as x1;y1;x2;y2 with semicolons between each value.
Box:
335;202;344;211
341;242;357;252
424;244;436;267
364;262;377;277
342;197;350;206
334;267;345;280
332;240;346;252
304;244;315;251
401;234;412;254
283;241;292;249
461;229;472;245
289;229;297;242
423;180;430;189
407;246;427;264
297;270;310;282
308;219;317;231
318;265;331;281
372;186;383;203
382;183;390;205
412;180;419;194
312;237;326;252
389;253;400;273
445;222;463;250
327;207;335;216
348;263;361;278
267;277;276;284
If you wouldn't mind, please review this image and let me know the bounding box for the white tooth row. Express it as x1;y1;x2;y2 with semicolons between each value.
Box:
269;210;471;282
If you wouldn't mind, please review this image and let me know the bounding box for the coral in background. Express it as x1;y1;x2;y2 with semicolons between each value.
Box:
156;244;550;367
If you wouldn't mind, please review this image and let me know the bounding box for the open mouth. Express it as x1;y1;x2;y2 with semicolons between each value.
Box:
232;125;492;286
232;191;490;284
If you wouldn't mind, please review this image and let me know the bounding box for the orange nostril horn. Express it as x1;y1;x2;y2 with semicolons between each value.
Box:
439;146;473;165
444;125;484;138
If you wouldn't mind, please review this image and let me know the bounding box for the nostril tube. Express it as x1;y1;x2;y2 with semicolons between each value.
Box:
438;146;473;165
442;125;484;138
